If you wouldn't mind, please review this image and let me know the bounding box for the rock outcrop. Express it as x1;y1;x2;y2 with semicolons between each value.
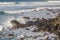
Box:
11;20;25;29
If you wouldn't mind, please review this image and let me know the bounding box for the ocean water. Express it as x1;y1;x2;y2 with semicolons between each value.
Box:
0;2;60;27
0;1;60;40
0;0;46;2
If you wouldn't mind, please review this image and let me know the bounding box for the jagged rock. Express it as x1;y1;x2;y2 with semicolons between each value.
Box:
11;20;25;29
34;18;47;28
25;21;35;27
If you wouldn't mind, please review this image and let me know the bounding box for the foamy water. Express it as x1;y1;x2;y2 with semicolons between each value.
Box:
0;1;60;28
0;1;60;29
0;2;60;40
0;2;60;11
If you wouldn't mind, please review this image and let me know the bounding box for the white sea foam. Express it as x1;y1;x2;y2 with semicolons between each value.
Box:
0;2;60;6
0;25;3;31
0;1;59;40
17;16;27;24
3;7;60;14
0;1;60;14
0;2;60;10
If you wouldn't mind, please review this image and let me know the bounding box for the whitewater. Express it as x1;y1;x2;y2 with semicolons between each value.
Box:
0;1;60;40
0;1;60;26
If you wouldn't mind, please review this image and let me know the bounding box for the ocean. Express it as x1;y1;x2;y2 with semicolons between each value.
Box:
0;1;60;40
0;0;46;2
0;1;60;27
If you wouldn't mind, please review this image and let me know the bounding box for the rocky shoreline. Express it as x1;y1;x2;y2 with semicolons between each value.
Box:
9;13;60;40
0;9;60;40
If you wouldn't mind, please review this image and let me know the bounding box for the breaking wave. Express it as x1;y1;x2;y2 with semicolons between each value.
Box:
0;2;60;14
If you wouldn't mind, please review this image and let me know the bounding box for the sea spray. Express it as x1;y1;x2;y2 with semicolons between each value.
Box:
17;16;27;24
0;25;3;31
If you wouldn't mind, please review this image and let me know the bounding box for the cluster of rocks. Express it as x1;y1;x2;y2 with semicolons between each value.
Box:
9;13;60;40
